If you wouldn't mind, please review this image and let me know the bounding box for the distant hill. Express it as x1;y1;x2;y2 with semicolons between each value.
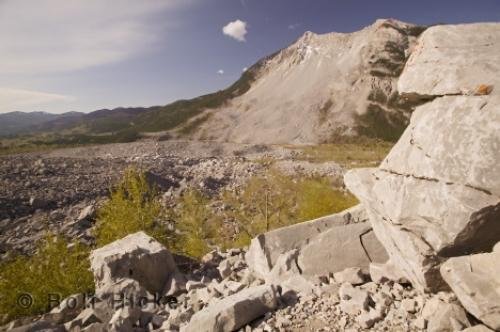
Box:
0;65;258;140
0;111;83;136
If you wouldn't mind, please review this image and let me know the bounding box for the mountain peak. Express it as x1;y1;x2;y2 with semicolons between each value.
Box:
190;19;429;144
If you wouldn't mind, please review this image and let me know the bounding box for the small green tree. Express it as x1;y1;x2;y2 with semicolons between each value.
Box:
172;190;220;259
95;168;171;247
220;171;299;246
0;235;93;324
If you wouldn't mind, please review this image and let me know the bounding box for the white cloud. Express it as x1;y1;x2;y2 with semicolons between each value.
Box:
0;0;192;74
242;67;248;72
288;23;302;30
0;88;75;112
217;70;225;75
223;19;248;42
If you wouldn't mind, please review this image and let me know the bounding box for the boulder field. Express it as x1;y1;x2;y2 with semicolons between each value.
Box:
3;21;500;332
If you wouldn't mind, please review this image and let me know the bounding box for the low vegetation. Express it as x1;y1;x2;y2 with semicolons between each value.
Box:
0;129;141;156
170;190;220;258
288;138;394;167
94;168;171;247
0;236;94;323
219;172;358;247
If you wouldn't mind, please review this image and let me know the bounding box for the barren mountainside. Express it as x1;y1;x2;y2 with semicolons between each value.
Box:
191;19;426;143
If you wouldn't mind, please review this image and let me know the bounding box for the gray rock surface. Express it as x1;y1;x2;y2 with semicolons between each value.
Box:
90;232;178;296
345;96;500;292
245;205;367;278
333;267;368;285
422;298;471;332
441;249;500;331
398;23;500;97
298;222;388;277
462;325;496;332
181;285;278;332
369;260;408;284
381;95;500;198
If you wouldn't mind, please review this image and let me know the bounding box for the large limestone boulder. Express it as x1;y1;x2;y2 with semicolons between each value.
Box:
246;205;367;278
181;285;279;332
345;96;500;292
346;166;500;291
398;23;500;97
298;222;388;277
90;232;178;296
381;95;500;197
264;249;319;296
441;248;500;331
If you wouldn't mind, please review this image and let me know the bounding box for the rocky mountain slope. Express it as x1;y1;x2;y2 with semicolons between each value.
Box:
191;19;426;143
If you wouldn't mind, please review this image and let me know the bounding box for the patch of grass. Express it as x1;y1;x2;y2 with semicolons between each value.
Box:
0;235;94;324
288;138;394;167
94;168;172;247
220;171;298;246
296;177;359;221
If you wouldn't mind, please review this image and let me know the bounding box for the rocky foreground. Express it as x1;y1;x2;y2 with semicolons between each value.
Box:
2;21;500;332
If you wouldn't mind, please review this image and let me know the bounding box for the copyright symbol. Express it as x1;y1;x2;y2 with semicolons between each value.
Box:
17;293;33;309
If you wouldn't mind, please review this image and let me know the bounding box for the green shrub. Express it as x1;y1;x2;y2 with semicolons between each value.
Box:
94;168;171;247
0;235;93;324
171;190;221;259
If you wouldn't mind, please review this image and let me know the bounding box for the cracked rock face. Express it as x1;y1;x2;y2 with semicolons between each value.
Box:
441;247;500;330
398;23;500;97
245;205;388;281
345;166;500;292
382;95;500;197
345;23;500;293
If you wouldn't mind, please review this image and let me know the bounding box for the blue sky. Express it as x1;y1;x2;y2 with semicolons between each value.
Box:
0;0;499;114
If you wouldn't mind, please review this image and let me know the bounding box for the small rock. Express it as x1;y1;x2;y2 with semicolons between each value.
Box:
181;285;279;332
339;283;371;316
334;267;367;285
218;260;232;279
401;299;417;314
414;317;427;330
